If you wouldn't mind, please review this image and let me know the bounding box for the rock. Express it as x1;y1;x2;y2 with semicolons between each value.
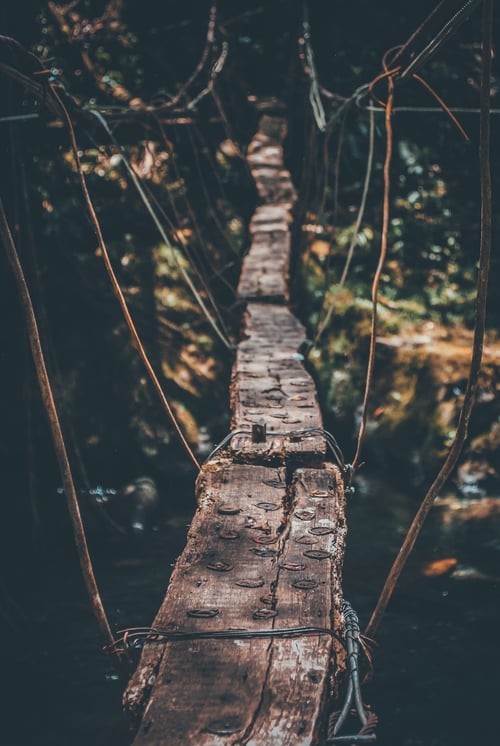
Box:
118;476;160;534
456;459;498;497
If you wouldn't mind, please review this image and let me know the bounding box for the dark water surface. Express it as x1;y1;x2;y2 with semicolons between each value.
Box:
3;473;499;746
343;475;500;746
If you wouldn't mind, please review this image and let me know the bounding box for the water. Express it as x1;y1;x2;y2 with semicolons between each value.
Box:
2;497;196;746
343;473;500;746
2;473;499;745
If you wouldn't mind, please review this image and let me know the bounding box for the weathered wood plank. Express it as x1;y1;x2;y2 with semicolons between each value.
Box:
124;463;288;739
242;465;346;745
251;167;297;204
230;304;325;463
246;115;288;162
237;111;296;305
124;110;347;746
237;230;291;302
249;204;291;232
125;462;346;745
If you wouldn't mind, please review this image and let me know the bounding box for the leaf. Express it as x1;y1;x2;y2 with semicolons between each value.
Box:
422;557;458;577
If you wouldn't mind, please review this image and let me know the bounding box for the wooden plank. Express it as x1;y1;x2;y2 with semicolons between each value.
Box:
237;230;291;302
230;304;325;463
237;112;296;304
124;462;288;739
243;465;346;745
251;167;297;204
249;204;291;232
125;462;346;745
246;115;288;163
235;113;324;461
124;111;347;746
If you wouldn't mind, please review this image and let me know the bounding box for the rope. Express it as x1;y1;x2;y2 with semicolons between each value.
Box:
154;117;238;296
412;73;469;141
188;124;239;257
339;106;375;288
399;0;484;80
48;86;201;470
365;0;493;639
302;3;327;132
124;168;233;331
106;624;345;656
332;114;346;225
314;106;375;345
90;111;232;350
93;113;233;342
0;196;121;672
387;0;449;68
186;41;229;111
351;61;396;470
360;104;500;115
168;3;218;109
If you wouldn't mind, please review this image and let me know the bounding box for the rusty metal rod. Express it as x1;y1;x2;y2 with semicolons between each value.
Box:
0;196;122;672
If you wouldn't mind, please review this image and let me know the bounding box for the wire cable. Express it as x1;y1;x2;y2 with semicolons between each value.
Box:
48;86;201;469
365;0;494;639
352;62;395;470
0;196;121;672
90;111;233;350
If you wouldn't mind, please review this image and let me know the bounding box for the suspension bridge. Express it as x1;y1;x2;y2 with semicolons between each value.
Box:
120;109;352;745
1;2;494;742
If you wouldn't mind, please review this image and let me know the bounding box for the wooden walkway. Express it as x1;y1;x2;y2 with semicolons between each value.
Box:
123;111;347;745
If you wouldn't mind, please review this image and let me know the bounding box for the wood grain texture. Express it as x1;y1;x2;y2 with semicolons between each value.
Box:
124;462;288;737
237;111;296;304
125;462;346;745
124;111;347;745
242;465;346;746
251;167;296;205
237;230;291;302
230;304;325;463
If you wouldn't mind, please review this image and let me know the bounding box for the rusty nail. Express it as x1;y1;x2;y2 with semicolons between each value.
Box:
292;579;318;590
295;535;319;545
256;502;280;512
236;578;265;588
206;717;243;735
253;608;278;620
251;547;278;558
309;526;334;536
260;593;275;605
280;562;306;571
253;535;277;545
187;608;219;618
218;504;241;515
207;561;233;572
303;549;330;560
295;509;315;521
263;478;284;488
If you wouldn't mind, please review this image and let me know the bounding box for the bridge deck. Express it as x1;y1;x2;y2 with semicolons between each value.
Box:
124;110;347;745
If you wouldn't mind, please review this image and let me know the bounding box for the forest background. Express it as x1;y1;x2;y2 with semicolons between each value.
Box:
0;2;499;745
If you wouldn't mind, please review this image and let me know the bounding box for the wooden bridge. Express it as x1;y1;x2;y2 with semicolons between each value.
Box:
123;110;348;745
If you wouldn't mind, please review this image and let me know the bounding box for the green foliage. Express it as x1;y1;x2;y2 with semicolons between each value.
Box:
2;0;498;495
